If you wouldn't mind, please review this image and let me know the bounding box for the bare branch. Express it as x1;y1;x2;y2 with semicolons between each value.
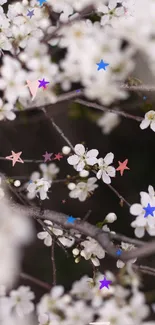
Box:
51;239;57;286
133;265;155;277
20;272;51;290
75;98;143;122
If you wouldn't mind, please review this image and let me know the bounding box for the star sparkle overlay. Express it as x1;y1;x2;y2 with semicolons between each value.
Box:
27;9;34;18
116;159;130;176
67;216;76;224
96;60;109;71
5;151;24;167
37;0;47;6
116;249;122;256
54;153;63;161
99;276;112;289
38;78;50;89
43;151;53;162
143;203;155;218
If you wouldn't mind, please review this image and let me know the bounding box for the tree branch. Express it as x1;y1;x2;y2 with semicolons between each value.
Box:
75;98;143;122
20;272;51;290
51;239;57;286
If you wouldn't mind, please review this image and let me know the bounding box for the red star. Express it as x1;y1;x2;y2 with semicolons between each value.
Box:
116;159;130;176
54;153;63;161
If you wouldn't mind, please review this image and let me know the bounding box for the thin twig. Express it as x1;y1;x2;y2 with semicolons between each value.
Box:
51;239;57;286
108;232;145;246
107;183;131;207
75;98;143;122
20;272;51;290
42;108;74;151
83;209;92;221
133;265;155;277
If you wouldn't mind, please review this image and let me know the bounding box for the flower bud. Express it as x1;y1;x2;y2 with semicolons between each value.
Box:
105;212;117;223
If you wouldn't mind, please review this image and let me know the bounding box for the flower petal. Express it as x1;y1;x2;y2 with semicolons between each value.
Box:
134;227;145;238
107;166;116;177
102;171;111;184
96;170;102;179
67;155;80;166
150;121;155;132
140;119;150;130
76;160;85;172
104;152;114;165
86;149;99;159
86;157;98;166
130;204;143;216
44;235;52;246
74;144;85;156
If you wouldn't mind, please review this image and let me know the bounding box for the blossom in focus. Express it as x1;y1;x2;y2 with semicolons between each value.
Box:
67;144;99;172
96;152;116;184
140;110;155;132
69;177;98;201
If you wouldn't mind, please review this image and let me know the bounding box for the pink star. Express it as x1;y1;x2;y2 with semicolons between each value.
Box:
43;151;53;162
116;159;130;176
5;151;24;167
62;199;66;204
54;153;63;161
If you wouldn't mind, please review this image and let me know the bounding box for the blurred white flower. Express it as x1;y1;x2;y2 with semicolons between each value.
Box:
97;153;116;184
27;178;51;200
0;99;16;121
39;163;60;181
97;111;121;134
67;144;99;172
116;242;137;269
10;286;35;317
69;177;98;201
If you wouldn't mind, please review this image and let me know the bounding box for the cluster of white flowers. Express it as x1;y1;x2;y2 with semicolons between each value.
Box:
26;163;59;200
130;185;155;238
67;144;116;201
37;271;153;325
37;219;79;247
0;285;35;323
0;0;154;128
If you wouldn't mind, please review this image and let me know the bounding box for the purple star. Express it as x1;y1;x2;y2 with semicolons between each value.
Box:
99;276;112;289
27;9;34;18
38;78;50;89
43;151;53;162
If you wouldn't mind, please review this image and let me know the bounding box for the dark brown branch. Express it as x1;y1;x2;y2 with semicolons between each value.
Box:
133;265;155;277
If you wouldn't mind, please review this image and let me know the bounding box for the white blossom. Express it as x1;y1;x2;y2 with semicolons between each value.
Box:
0;99;16;121
105;212;117;223
96;152;116;184
67;144;99;172
130;185;155;237
69;177;98;201
140;110;155;132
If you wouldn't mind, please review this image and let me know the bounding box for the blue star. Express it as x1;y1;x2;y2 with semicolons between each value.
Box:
27;9;34;18
67;216;76;224
143;203;155;218
37;0;47;6
96;59;109;71
116;249;122;256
